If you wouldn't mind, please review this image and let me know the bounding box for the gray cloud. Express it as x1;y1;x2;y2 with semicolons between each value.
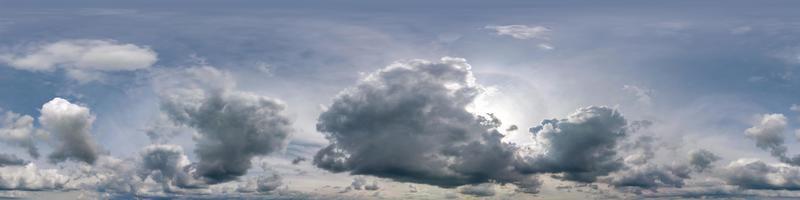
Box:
722;159;800;190
138;144;203;190
518;106;627;182
237;173;283;193
459;183;496;197
39;97;101;164
0;153;28;166
745;114;788;159
689;149;720;172
605;163;691;189
157;66;293;183
314;57;534;188
0;109;39;158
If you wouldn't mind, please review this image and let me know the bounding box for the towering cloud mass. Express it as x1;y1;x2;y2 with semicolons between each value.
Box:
0;39;157;82
157;66;292;183
518;106;627;182
0;109;39;158
314;57;533;188
39;98;100;164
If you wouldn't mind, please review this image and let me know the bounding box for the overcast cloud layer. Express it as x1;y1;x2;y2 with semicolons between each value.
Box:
1;0;800;199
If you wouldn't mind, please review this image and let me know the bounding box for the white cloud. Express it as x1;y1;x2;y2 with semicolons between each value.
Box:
0;163;69;191
623;85;654;106
0;39;157;82
39;97;101;164
485;25;551;40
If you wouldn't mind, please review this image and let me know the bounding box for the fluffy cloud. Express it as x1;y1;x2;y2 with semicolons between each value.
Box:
0;39;157;82
0;109;39;158
236;174;283;193
349;177;379;191
689;149;720;172
722;159;800;190
39;97;101;164
485;25;551;40
459;183;496;197
0;163;69;191
518;106;627;182
605;164;691;189
745;114;788;159
157;66;292;183
138;144;203;190
314;57;532;188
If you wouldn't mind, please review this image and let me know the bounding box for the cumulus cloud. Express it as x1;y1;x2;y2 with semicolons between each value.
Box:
237;173;283;193
0;39;157;82
605;163;691;189
459;183;496;197
0;109;39;158
39;97;101;164
349;177;379;191
745;114;788;158
0;163;69;191
138;144;203;190
157;66;292;183
722;159;800;190
485;25;551;40
314;57;533;188
518;106;627;182
689;149;720;172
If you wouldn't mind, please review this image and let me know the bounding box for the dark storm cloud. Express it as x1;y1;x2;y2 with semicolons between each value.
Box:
158;66;293;183
314;57;535;188
39;97;101;164
517;106;627;182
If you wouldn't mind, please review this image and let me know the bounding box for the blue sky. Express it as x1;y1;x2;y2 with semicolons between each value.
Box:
1;0;800;199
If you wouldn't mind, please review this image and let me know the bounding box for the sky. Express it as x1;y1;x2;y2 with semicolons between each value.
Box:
1;0;800;199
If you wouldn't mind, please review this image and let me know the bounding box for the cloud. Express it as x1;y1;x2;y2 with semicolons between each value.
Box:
157;66;293;183
0;39;156;82
39;97;101;164
349;177;379;191
236;173;283;193
605;163;691;189
745;114;788;159
459;183;496;197
0;109;39;158
722;159;800;190
485;25;551;40
138;144;203;190
314;57;533;188
0;163;69;191
623;85;654;106
0;153;28;166
518;106;627;182
689;149;720;172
